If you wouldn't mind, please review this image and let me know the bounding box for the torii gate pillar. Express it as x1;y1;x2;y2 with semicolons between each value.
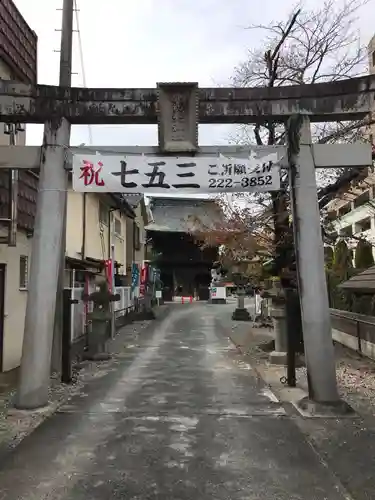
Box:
16;119;70;409
287;115;350;407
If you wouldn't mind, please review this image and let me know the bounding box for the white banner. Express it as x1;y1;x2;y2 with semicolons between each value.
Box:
72;152;280;194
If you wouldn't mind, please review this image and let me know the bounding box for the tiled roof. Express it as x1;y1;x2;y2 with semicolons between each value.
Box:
339;266;375;293
146;196;221;233
121;193;144;208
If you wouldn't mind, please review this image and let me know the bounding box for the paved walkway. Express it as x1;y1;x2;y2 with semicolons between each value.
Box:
0;304;354;499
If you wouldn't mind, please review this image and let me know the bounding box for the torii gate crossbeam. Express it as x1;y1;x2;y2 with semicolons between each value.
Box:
0;75;374;124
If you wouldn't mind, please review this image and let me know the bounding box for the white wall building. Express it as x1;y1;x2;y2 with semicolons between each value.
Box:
325;34;375;256
0;64;33;372
326;178;375;255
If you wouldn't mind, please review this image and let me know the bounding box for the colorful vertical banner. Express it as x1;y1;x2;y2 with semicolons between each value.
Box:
140;264;148;296
131;263;140;293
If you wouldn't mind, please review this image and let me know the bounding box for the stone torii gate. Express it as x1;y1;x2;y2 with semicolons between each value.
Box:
0;76;374;410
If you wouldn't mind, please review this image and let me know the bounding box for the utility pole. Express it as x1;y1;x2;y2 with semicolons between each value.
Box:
51;0;74;374
16;0;74;409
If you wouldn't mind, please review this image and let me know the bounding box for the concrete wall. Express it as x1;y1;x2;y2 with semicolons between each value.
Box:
331;309;375;360
84;193;109;262
65;187;127;268
66;189;84;260
0;227;32;371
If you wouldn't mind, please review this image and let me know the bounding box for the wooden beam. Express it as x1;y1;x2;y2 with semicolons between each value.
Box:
0;145;41;169
71;143;372;169
312;143;372;168
70;144;286;157
0;142;370;170
0;75;374;125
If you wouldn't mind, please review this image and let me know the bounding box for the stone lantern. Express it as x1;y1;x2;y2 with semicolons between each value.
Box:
231;261;251;321
268;277;288;365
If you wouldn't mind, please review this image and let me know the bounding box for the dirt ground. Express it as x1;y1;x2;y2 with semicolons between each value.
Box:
227;315;375;417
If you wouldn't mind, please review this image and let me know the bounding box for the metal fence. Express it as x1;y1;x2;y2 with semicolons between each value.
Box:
66;285;134;342
330;308;375;357
70;286;88;343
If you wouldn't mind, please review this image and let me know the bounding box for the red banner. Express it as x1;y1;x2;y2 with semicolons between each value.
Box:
140;264;148;296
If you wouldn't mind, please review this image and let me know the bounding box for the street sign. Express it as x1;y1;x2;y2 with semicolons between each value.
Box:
210;285;226;301
72;151;280;194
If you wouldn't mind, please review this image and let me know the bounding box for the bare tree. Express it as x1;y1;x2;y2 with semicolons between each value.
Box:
235;0;367;87
233;0;371;168
206;0;373;277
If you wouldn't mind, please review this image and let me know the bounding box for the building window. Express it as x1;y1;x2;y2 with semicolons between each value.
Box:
99;201;109;226
114;218;122;236
353;190;370;209
338;203;351;217
19;255;28;289
355;216;371;233
326;211;337;221
330;231;338;240
134;223;141;250
340;225;353;237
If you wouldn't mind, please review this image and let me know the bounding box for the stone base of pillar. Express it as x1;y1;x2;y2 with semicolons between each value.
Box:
296;396;354;417
14;390;50;410
269;350;287;365
137;309;156;320
208;298;227;304
83;351;111;362
232;308;251;321
83;321;111;361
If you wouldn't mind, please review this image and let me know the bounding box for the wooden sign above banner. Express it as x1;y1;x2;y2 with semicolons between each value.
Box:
72;151;281;194
157;82;198;153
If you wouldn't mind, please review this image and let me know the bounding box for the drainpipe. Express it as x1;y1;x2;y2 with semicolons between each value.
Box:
3;123;20;247
108;209;114;261
81;193;87;259
133;220;136;262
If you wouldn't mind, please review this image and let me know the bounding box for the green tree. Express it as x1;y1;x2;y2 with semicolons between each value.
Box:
324;246;334;270
333;240;353;278
354;239;374;269
328;240;354;310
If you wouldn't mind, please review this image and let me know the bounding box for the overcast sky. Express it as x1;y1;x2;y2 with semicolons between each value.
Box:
14;0;375;148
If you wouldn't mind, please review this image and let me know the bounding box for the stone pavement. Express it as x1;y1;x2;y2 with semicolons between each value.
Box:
0;308;162;455
221;302;375;500
0;303;367;499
